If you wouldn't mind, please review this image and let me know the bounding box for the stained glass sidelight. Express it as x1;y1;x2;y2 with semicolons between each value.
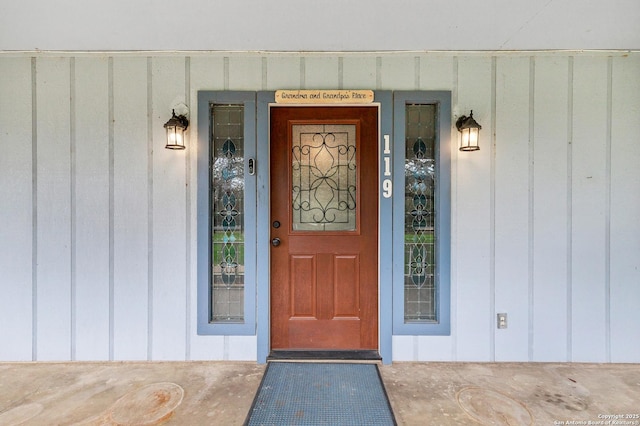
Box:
291;124;357;232
404;104;437;322
210;105;245;322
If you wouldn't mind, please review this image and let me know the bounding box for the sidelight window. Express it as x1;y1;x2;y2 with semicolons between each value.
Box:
404;104;437;322
393;92;451;335
210;104;245;322
197;92;256;335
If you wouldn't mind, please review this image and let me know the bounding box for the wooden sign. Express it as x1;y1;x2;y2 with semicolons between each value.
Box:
275;90;374;104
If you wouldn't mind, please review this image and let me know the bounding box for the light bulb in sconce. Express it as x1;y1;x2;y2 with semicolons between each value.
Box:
164;109;189;150
456;110;481;152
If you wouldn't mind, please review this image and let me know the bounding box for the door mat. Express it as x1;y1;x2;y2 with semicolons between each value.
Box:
268;350;381;361
244;362;396;425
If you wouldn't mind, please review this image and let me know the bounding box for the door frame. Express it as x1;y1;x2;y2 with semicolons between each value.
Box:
256;91;393;364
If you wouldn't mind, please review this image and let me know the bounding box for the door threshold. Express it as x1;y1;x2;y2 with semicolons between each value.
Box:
268;350;381;363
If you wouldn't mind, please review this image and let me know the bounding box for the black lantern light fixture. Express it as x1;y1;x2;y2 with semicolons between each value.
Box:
456;110;481;152
164;109;189;150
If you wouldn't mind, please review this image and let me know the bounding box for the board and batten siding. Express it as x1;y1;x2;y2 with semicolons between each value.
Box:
0;52;638;362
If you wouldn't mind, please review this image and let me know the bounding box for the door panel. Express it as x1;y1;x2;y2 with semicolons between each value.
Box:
270;106;378;351
334;255;360;317
290;255;315;317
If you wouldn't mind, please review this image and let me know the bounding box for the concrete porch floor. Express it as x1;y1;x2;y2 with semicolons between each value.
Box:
0;361;638;425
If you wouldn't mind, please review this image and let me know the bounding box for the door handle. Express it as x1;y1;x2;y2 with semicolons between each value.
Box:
271;237;281;247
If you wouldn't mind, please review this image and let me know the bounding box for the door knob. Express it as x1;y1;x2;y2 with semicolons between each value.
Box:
271;237;281;247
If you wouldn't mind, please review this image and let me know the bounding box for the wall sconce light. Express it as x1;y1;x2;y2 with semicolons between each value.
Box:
164;109;189;150
456;110;481;152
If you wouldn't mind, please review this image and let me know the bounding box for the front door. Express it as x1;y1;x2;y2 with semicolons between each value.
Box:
270;106;379;351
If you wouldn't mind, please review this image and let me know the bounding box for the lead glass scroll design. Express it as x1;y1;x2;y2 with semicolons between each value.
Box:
404;104;437;322
211;105;245;322
291;124;357;231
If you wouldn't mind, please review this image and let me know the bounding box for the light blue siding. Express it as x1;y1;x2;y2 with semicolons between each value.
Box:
494;57;531;361
454;56;494;361
610;55;640;362
74;57;111;361
112;57;150;361
532;56;570;362
35;57;72;361
0;57;33;361
0;52;638;363
571;57;610;362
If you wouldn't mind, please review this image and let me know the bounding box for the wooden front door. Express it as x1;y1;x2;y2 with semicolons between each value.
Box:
270;106;379;351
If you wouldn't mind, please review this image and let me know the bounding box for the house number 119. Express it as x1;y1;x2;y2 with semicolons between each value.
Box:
382;135;392;198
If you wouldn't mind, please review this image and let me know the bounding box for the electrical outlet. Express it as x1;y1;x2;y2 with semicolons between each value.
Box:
497;313;507;329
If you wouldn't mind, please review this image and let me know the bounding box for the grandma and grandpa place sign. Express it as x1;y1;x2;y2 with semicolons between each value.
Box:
275;90;374;104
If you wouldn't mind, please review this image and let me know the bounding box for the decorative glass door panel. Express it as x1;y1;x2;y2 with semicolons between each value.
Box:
291;124;357;232
404;104;437;322
211;104;245;322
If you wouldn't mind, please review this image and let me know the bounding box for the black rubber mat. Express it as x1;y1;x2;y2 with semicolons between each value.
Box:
245;362;396;425
268;350;381;361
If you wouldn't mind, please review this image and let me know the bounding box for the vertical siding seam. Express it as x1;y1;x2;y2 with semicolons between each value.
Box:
185;56;192;361
566;56;574;362
147;57;154;361
223;57;229;90
300;57;305;89
31;57;38;361
605;56;612;362
489;56;497;362
528;56;535;362
414;56;420;90
338;57;343;89
108;57;115;361
70;57;77;361
261;57;267;90
451;56;459;361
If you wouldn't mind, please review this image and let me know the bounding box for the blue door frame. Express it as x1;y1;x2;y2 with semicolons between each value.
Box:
255;91;394;364
198;90;451;364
